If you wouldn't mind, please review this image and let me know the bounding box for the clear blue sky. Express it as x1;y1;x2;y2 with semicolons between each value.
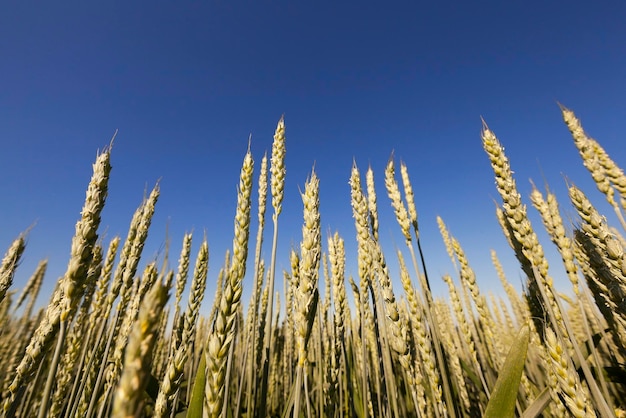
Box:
2;1;626;309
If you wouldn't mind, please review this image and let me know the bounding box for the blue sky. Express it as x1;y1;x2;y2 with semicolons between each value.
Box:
2;1;626;310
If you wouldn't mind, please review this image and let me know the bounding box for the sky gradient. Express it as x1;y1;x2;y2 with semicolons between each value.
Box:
2;1;626;309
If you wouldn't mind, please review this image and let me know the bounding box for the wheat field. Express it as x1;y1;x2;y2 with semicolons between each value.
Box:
1;106;625;418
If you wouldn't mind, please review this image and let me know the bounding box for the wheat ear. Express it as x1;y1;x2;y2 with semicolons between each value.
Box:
5;146;111;413
258;117;286;416
111;280;170;418
204;148;253;417
0;235;26;306
154;239;208;418
293;170;321;416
